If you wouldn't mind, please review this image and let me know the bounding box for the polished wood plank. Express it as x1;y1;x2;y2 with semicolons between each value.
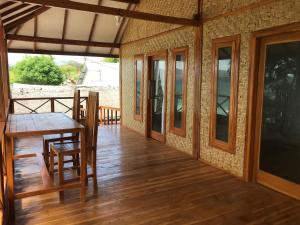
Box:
13;126;300;225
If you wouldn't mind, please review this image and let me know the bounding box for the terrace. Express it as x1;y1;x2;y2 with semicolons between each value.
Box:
0;0;300;225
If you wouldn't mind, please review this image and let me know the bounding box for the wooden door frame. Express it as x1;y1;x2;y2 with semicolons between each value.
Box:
145;50;168;143
244;22;300;199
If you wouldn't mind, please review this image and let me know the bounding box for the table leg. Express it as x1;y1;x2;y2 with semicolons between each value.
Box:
80;129;86;202
6;136;15;223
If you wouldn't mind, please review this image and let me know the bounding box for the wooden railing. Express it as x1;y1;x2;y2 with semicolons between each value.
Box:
10;97;121;125
99;106;121;125
10;97;88;116
0;122;7;224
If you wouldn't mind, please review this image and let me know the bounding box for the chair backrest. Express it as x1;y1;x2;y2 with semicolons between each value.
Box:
72;90;80;121
85;91;99;151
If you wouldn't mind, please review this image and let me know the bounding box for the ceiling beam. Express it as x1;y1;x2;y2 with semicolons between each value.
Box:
8;48;119;58
13;0;198;26
110;0;139;3
5;6;49;32
86;0;102;53
6;34;120;48
2;5;40;24
0;1;15;10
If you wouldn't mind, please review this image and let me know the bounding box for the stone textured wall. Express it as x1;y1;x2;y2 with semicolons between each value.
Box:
121;26;196;155
122;0;198;43
200;0;300;177
202;0;261;18
121;0;300;177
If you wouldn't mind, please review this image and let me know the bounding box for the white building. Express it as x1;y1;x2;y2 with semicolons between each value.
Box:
78;58;119;87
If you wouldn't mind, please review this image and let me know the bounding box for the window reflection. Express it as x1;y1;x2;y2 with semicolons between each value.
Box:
174;54;184;128
135;60;142;115
216;47;232;142
260;40;300;184
151;60;165;133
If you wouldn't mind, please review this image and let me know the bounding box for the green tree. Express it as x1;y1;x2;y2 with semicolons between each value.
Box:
10;56;65;85
60;64;80;84
103;57;119;63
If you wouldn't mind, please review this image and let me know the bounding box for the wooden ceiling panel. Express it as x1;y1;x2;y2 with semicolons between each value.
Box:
9;40;33;50
88;46;111;54
4;0;140;56
92;14;120;43
64;10;94;41
63;44;87;53
36;43;61;51
37;8;64;38
102;0;128;9
16;19;34;36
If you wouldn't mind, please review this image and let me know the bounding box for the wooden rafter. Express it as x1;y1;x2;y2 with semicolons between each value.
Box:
33;16;37;51
86;0;102;53
1;3;29;17
13;0;199;26
5;6;49;32
7;34;120;48
2;5;40;24
7;25;23;48
109;3;134;54
61;9;69;51
8;48;119;58
0;1;15;10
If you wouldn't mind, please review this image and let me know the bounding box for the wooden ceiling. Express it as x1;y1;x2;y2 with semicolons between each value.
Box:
0;0;199;57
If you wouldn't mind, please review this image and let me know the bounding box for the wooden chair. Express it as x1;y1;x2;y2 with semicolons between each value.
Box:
49;91;99;199
43;90;81;168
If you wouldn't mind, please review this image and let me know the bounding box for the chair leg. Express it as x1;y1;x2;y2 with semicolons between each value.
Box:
44;140;50;169
58;153;64;201
92;151;97;193
76;153;80;176
49;149;54;176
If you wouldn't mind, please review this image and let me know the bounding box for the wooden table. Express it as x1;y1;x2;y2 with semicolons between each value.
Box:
5;112;86;222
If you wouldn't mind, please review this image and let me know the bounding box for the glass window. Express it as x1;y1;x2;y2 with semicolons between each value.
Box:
134;55;144;121
210;36;239;153
216;47;231;142
170;48;188;137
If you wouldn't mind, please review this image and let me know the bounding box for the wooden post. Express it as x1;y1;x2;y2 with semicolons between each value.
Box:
50;98;55;112
9;99;14;114
100;107;103;125
107;109;110;125
111;110;113;124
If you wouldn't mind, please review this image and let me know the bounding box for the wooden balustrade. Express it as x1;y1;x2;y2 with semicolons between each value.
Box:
99;106;121;125
0;122;6;222
10;97;88;116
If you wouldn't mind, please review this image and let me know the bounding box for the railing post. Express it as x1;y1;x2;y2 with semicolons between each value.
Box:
111;110;113;124
107;109;110;125
115;110;117;124
99;107;102;125
50;98;55;112
9;100;14;113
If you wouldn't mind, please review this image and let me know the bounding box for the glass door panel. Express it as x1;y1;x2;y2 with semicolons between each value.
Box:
256;32;300;200
149;58;166;141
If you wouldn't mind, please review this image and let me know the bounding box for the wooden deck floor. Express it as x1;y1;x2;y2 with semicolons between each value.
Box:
14;125;300;225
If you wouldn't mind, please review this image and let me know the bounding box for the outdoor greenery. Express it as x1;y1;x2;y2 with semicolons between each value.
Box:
60;64;80;84
10;56;83;85
103;57;119;63
10;56;65;85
